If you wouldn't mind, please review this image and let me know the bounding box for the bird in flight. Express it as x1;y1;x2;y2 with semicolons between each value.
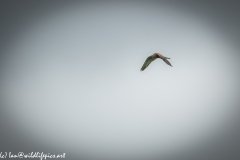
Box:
140;53;172;71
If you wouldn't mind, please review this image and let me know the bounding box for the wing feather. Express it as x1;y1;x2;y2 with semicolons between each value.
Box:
140;56;156;71
163;59;172;67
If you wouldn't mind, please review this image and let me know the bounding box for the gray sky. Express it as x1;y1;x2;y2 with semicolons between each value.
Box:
0;1;240;160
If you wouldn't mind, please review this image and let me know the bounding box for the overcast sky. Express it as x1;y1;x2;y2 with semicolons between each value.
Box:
0;1;240;160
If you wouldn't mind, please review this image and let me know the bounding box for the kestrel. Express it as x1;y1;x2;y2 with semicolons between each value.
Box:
140;53;172;71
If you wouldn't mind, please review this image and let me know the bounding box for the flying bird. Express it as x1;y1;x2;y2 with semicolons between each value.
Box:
140;53;172;71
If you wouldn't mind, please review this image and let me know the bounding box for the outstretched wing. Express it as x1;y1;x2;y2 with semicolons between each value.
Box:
140;56;156;71
163;59;173;67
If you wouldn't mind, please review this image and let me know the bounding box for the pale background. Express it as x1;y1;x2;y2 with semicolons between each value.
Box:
0;1;240;160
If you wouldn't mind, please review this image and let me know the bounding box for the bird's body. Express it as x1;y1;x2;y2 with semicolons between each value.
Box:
140;53;172;71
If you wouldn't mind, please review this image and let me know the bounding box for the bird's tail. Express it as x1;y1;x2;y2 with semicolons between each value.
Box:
165;57;170;59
